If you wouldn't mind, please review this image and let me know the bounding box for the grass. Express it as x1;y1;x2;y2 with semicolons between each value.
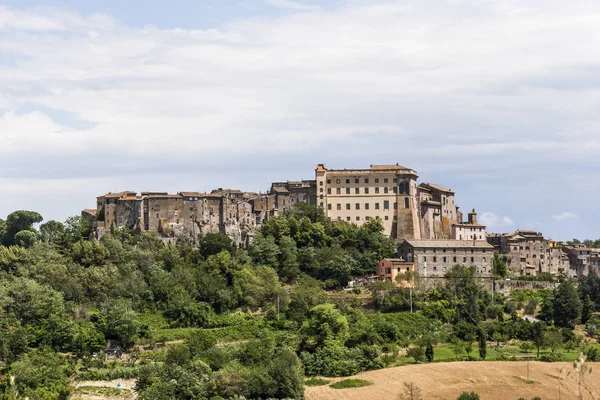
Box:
305;377;330;386
330;379;372;389
75;386;133;398
393;344;582;366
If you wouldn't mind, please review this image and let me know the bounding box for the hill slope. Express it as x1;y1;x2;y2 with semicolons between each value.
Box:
306;361;600;400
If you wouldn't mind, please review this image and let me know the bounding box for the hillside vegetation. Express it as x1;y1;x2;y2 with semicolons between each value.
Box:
0;205;599;399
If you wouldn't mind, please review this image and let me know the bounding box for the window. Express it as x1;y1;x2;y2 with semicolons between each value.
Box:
384;200;389;209
443;257;447;262
365;188;370;194
319;202;323;207
375;187;380;194
327;204;332;210
375;178;379;183
453;257;457;262
394;202;398;209
365;203;370;210
463;257;467;262
384;178;388;183
384;187;388;193
385;216;389;220
327;179;331;184
365;178;369;183
346;216;351;221
355;188;359;194
336;179;341;184
319;194;323;199
471;257;474;262
393;178;397;183
433;256;437;262
320;181;323;186
345;179;350;184
366;216;371;220
346;203;351;210
405;198;410;208
393;187;398;193
375;203;380;210
336;188;341;194
337;204;341;210
400;181;409;194
320;188;323;193
346;188;350;194
423;256;427;262
355;203;360;210
356;216;360;221
355;178;359;183
327;188;331;194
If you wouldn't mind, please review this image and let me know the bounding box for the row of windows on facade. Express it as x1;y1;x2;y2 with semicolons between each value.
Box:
323;199;410;211
417;248;488;253
322;177;397;185
320;186;405;195
329;215;394;222
422;256;486;263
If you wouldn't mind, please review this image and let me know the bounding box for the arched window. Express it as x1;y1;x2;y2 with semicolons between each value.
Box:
404;198;409;209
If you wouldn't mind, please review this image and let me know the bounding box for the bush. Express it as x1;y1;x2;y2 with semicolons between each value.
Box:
330;379;372;389
457;392;480;400
539;353;563;362
305;377;330;386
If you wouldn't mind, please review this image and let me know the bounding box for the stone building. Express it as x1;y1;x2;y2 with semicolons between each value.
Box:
486;230;571;276
315;163;422;240
94;191;143;233
452;209;487;241
377;258;415;287
269;180;317;214
397;239;494;277
418;183;461;239
315;163;462;241
563;245;600;276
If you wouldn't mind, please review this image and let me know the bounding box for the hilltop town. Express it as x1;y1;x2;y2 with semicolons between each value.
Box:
85;163;599;281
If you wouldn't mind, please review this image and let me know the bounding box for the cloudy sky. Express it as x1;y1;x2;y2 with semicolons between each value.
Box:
0;0;598;240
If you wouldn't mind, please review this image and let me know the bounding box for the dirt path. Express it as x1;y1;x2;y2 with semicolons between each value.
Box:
306;361;600;400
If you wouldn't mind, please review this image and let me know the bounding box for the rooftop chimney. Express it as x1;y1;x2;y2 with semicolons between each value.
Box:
468;208;478;225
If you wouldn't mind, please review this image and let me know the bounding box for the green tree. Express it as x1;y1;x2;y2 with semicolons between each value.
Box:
531;321;545;358
13;230;38;248
301;304;349;349
4;349;74;400
1;210;43;246
406;345;425;363
425;342;434;362
268;347;305;400
553;280;582;328
581;294;594;324
198;232;234;257
39;220;65;244
492;253;508;278
544;330;563;354
478;330;487;360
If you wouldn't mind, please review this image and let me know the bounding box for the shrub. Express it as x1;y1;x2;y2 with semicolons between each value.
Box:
330;379;372;389
457;392;480;400
304;377;330;386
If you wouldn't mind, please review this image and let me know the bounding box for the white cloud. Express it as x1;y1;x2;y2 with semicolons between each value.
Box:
264;0;320;11
479;212;514;228
0;2;598;239
552;212;579;221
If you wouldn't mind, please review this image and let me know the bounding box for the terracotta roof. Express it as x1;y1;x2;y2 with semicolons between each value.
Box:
271;187;290;194
82;208;97;216
402;239;494;249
